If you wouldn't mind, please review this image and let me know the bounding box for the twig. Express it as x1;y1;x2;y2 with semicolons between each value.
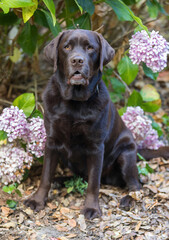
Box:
94;25;104;32
37;102;44;114
34;77;38;110
113;70;131;94
0;99;12;105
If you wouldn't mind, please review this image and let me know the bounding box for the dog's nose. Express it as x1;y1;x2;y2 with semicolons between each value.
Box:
71;56;84;66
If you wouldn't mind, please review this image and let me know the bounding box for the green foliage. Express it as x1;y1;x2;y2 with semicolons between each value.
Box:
127;87;161;113
6;200;18;209
110;77;125;103
17;22;38;55
64;176;88;195
75;0;95;15
0;130;7;141
142;63;159;81
13;93;35;117
117;55;139;85
105;0;133;21
137;153;154;176
3;184;22;209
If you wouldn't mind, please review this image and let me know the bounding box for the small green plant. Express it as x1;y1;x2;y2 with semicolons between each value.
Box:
2;183;22;209
137;153;154;176
64;176;88;195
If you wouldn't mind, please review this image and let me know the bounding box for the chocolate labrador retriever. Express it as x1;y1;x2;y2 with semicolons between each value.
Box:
24;29;169;219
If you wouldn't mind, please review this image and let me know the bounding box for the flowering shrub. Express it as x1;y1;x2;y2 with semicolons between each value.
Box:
0;106;28;142
129;30;169;73
0;98;46;185
122;106;165;150
0;145;33;185
27;117;46;158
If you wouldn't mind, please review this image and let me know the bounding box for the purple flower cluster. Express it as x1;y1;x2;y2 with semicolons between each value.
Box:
129;30;169;72
0;106;47;184
122;106;165;150
27;117;46;158
0;145;33;185
0;106;28;142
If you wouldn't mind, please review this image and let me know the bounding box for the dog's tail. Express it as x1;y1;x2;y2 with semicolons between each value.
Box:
137;146;169;160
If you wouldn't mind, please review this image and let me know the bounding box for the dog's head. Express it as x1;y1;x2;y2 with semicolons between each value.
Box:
44;29;114;101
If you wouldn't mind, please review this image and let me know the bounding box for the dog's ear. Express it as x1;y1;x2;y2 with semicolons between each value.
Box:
44;31;65;72
97;33;115;72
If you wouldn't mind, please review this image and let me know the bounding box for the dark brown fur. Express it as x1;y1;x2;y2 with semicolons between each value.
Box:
24;30;169;219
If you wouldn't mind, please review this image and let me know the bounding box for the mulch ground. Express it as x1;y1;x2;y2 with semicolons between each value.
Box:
0;156;169;240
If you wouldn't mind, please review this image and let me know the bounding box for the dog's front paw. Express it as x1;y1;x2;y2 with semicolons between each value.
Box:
82;207;102;220
119;195;135;211
24;194;47;212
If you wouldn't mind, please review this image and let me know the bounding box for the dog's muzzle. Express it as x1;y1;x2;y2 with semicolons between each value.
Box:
68;72;89;86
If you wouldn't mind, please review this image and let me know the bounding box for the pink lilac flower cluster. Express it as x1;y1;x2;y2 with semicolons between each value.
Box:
129;30;169;72
0;145;33;185
27;117;46;158
0;106;47;184
0;106;28;142
122;106;165;150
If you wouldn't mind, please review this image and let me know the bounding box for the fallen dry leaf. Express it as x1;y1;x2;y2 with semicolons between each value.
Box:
68;219;76;228
1;206;13;217
2;221;16;228
66;233;77;239
144;185;158;194
135;221;142;232
129;190;144;200
77;214;87;232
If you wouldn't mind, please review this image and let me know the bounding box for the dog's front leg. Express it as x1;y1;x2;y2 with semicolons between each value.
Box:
83;147;104;219
24;144;58;211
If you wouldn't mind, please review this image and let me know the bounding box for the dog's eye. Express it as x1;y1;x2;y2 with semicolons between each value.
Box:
87;45;94;51
64;45;71;51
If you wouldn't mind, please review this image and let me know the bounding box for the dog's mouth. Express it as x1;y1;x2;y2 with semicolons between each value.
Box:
68;71;89;86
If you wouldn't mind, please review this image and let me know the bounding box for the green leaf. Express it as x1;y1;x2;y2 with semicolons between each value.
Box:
9;47;21;63
75;0;95;15
18;22;38;55
15;189;22;197
151;120;163;137
74;0;83;14
137;166;149;176
146;163;154;174
118;0;149;32
31;109;43;118
146;0;159;18
41;9;61;37
0;0;35;13
67;186;74;193
67;13;91;30
34;9;49;28
3;184;16;194
109;92;123;103
110;77;125;93
140;84;160;102
6;200;17;209
13;93;35;117
22;0;38;23
137;153;146;161
118;107;127;116
105;0;133;21
117;55;138;85
141;101;161;113
142;63;159;80
0;12;18;25
127;90;143;107
42;0;56;26
162;114;169;126
0;130;7;141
